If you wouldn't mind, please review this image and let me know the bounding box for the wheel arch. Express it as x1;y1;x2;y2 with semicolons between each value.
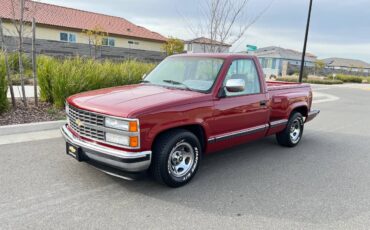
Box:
151;124;208;153
290;105;308;118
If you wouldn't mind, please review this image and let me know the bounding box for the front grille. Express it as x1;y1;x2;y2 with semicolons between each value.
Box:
68;105;105;141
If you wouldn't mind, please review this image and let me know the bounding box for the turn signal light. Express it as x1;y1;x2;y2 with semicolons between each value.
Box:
129;121;138;132
130;136;139;147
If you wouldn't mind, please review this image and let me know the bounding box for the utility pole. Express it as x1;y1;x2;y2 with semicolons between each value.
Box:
299;0;313;83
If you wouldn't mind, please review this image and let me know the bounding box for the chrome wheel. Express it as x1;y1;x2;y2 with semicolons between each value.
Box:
289;119;301;144
168;142;195;178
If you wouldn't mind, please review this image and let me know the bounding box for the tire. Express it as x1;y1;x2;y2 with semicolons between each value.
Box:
150;129;202;187
276;112;304;147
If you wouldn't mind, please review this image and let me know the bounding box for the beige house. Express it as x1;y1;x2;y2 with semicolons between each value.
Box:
0;0;167;61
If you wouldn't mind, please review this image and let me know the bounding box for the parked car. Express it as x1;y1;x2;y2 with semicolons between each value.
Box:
61;53;319;187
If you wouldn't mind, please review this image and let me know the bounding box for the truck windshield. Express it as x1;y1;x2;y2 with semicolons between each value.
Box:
143;57;224;92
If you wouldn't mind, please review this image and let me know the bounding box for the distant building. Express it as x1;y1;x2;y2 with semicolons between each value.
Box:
323;58;370;76
252;46;317;77
0;0;167;61
184;37;231;53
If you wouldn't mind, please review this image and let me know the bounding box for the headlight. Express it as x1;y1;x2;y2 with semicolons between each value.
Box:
105;117;138;132
106;133;130;146
105;133;139;147
65;103;69;115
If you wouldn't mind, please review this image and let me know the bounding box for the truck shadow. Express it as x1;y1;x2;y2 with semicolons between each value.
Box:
113;130;370;224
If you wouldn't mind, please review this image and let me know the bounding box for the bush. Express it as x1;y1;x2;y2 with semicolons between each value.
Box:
279;77;343;85
335;74;364;83
0;52;9;114
38;56;156;108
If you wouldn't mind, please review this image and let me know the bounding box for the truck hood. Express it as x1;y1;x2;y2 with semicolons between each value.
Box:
67;84;209;117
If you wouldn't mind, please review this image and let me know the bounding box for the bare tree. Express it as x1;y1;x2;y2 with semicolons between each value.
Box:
9;0;27;106
7;0;38;106
0;18;16;108
182;0;272;53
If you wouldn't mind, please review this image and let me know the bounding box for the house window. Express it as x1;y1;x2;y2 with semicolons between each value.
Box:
102;37;115;47
128;40;139;45
60;32;76;43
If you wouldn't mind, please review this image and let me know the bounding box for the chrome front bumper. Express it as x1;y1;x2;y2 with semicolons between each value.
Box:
60;124;151;173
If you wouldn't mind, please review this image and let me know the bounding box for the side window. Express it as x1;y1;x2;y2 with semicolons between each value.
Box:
60;32;68;42
224;59;261;96
60;32;76;43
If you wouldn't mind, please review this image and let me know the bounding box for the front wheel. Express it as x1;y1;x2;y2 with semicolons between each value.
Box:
276;112;304;147
150;129;201;187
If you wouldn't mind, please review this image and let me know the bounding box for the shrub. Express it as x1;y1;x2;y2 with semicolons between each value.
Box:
0;52;9;114
278;77;343;85
335;74;363;83
7;52;32;74
38;56;156;108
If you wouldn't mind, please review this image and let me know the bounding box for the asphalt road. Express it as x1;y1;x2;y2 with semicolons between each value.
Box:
1;84;370;229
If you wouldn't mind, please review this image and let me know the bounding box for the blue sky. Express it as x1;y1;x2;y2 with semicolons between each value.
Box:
40;0;370;62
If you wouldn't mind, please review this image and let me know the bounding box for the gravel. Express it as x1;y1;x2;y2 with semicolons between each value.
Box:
0;98;65;126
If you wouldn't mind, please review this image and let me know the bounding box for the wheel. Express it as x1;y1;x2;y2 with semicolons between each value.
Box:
150;129;202;187
276;112;304;147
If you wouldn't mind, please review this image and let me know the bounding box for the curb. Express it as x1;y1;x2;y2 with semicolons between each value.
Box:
0;120;66;136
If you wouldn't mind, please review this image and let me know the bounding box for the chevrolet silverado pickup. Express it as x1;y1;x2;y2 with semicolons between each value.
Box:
61;53;319;187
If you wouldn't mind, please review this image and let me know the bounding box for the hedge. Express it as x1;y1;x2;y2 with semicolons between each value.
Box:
37;56;156;108
0;52;8;114
279;77;343;85
334;74;364;83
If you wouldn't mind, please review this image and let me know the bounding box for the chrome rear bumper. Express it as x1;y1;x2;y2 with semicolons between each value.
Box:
60;124;151;173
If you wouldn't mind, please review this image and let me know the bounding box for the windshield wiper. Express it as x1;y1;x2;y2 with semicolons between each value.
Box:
140;80;152;83
163;80;191;90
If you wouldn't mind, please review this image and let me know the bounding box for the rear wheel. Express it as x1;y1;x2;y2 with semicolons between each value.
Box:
276;112;304;147
150;129;201;187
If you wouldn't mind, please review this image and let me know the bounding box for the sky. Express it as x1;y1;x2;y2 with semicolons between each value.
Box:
39;0;370;62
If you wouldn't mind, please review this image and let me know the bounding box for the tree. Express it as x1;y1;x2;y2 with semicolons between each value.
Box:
82;26;108;59
0;19;16;108
7;0;38;107
183;0;272;53
162;37;184;56
314;60;325;76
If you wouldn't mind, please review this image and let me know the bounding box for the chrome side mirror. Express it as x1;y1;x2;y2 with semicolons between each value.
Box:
225;79;245;93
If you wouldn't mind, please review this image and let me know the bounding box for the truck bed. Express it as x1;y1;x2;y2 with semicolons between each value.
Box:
266;81;310;91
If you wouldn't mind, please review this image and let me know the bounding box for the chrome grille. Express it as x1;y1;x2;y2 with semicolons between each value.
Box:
68;105;105;141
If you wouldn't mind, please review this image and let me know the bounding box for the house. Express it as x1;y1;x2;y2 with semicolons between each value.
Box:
0;0;167;61
322;58;370;76
251;46;317;77
184;37;231;53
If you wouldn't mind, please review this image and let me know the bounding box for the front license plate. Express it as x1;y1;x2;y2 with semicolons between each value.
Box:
66;143;80;160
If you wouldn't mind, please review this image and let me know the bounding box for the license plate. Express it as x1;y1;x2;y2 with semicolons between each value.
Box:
66;143;80;160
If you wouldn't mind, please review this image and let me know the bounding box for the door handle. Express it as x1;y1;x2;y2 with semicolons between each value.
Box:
260;100;268;107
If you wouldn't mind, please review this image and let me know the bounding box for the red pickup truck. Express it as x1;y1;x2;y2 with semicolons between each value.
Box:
61;53;319;187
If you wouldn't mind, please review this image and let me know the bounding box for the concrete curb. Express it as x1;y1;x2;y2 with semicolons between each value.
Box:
0;120;66;136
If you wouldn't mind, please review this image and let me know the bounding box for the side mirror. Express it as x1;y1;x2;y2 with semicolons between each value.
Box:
225;79;245;93
142;73;147;79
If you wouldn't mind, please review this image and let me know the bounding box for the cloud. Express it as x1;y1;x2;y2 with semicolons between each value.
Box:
39;0;370;62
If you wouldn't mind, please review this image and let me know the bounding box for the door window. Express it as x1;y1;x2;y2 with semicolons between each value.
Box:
224;59;261;96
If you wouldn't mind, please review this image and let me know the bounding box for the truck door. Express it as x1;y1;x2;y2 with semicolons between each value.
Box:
209;58;269;147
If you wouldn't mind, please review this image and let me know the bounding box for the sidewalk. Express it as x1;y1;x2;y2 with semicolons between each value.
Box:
7;85;39;98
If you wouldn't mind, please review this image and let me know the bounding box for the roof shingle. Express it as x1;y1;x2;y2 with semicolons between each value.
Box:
0;0;167;42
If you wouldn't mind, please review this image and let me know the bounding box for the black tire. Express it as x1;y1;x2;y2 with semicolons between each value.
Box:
150;129;202;188
276;112;304;147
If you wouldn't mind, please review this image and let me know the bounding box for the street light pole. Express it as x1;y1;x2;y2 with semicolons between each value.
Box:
299;0;313;83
